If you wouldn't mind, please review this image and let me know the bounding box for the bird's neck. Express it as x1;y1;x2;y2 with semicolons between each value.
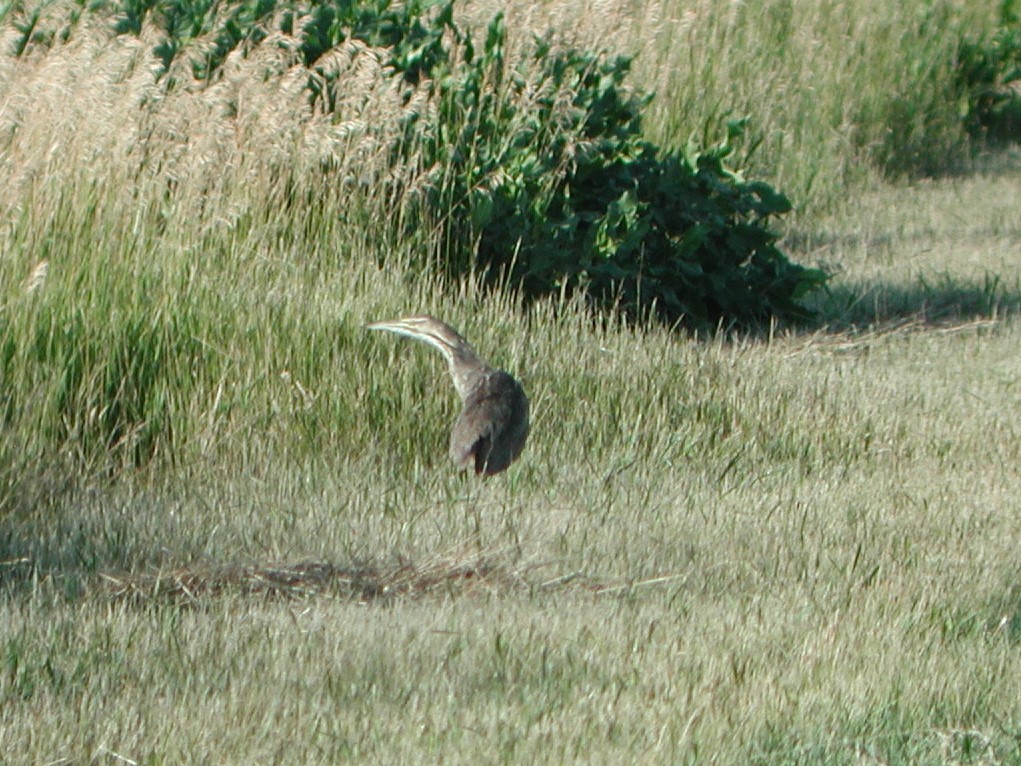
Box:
448;347;492;401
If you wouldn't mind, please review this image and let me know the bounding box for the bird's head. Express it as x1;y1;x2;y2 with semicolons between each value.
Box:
366;314;477;361
366;315;487;399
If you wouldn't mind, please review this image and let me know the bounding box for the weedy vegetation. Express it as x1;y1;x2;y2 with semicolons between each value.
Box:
2;0;1021;763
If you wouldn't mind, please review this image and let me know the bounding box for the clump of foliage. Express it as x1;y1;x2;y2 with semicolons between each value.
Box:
110;0;457;92
956;1;1021;142
6;0;826;328
418;26;825;326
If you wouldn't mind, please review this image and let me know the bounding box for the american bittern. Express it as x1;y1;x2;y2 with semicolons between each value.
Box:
366;316;530;476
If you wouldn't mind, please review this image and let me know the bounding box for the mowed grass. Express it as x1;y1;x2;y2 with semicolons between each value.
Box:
3;0;1021;763
4;158;1021;762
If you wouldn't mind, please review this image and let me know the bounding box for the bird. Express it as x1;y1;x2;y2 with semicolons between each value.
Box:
366;315;529;476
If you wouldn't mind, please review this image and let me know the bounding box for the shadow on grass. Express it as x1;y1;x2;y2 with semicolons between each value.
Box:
0;490;515;603
0;473;142;599
804;271;1021;333
1;540;639;605
0;478;632;605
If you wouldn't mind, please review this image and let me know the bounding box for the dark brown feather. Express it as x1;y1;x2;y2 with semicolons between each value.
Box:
449;370;530;476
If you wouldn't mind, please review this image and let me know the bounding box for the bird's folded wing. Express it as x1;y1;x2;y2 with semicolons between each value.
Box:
449;371;522;474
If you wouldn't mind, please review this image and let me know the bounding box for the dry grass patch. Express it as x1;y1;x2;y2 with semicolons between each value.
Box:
98;555;531;604
76;554;693;606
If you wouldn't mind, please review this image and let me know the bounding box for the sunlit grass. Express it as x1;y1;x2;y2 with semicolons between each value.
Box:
2;1;1021;763
476;0;1002;213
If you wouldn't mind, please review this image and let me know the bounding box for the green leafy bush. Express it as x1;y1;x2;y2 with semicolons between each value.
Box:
6;0;826;328
956;1;1021;142
105;0;457;88
405;11;826;327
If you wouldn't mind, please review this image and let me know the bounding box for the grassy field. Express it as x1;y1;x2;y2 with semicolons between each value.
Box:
3;0;1021;762
478;0;1002;207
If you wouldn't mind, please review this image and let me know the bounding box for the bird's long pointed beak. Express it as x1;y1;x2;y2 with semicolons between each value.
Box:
365;320;410;335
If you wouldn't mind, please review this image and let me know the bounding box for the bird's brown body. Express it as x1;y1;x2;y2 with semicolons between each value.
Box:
366;316;529;476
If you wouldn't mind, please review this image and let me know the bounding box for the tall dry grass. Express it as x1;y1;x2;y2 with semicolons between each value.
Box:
0;13;431;230
471;0;1003;211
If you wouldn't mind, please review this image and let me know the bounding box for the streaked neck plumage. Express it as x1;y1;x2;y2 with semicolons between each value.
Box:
366;316;494;401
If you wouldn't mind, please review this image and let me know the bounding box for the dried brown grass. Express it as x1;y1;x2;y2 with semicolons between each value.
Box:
98;555;525;604
0;10;431;235
92;552;684;605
